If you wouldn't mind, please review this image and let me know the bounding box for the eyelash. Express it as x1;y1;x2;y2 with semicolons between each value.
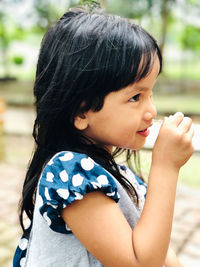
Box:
129;94;140;102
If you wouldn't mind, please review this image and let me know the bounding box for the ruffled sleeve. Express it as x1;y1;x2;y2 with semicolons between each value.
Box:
38;151;120;234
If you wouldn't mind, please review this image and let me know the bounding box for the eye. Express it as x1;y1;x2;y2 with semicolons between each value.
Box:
129;94;140;102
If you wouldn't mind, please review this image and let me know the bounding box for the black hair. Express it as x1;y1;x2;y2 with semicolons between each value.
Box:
19;7;162;232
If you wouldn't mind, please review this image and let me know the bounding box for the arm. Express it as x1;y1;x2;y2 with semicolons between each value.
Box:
62;113;193;267
132;113;193;266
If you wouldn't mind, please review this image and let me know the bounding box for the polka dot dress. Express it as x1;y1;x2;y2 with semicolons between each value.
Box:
13;151;146;267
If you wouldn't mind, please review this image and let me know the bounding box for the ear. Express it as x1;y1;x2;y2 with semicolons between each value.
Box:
74;113;89;131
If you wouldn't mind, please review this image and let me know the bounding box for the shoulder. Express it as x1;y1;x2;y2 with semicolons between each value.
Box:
40;151;120;198
38;151;120;233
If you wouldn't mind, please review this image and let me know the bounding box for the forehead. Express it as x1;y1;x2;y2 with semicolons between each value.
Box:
123;56;160;94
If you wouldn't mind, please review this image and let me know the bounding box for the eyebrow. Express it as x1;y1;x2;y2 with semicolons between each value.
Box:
123;86;149;95
135;86;149;91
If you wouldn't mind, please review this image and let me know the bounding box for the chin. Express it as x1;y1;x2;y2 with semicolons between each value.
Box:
116;140;145;151
120;144;144;151
130;143;145;151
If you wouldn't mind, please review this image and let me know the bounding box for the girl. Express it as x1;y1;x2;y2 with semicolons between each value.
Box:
14;7;194;267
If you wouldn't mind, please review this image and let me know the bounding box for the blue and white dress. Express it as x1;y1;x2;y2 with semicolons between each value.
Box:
13;151;147;267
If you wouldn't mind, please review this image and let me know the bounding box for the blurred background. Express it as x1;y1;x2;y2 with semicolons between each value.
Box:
0;0;200;266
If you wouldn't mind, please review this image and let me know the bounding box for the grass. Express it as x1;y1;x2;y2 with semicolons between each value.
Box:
179;153;200;189
139;150;200;189
116;149;200;189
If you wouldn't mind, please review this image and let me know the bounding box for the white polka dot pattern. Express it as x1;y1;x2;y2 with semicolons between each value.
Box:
38;151;120;235
47;202;58;209
19;238;28;251
90;181;100;189
65;224;71;231
97;175;108;185
81;157;94;170
57;188;70;199
46;172;54;182
44;187;51;201
72;174;84;187
48;158;54;165
106;191;115;197
59;152;74;161
14;152;148;267
20;257;26;267
59;169;69;182
43;212;52;226
74;192;83;200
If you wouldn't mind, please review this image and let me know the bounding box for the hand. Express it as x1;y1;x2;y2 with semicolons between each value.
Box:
152;112;194;171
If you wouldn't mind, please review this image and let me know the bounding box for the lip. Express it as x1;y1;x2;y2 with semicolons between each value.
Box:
137;125;152;137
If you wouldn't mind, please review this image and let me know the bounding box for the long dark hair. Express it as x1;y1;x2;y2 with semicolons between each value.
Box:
19;7;162;232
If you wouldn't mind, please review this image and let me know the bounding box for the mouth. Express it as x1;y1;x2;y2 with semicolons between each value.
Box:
137;126;152;137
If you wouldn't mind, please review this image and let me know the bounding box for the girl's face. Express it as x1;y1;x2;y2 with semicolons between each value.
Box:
75;56;160;152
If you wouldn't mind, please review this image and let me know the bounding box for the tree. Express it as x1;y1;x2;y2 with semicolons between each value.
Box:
32;0;69;33
103;0;179;69
0;0;25;79
181;25;200;53
105;0;151;20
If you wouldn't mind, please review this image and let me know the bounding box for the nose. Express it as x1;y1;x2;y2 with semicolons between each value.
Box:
143;99;157;122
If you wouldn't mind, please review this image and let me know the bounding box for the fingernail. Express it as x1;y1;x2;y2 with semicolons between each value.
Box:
175;112;184;116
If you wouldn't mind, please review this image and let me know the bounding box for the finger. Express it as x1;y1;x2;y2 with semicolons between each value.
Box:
186;124;195;140
178;117;193;133
186;126;195;154
167;112;184;126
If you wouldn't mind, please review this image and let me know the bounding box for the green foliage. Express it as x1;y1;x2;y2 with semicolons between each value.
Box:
181;25;200;52
12;56;24;65
164;60;200;80
187;0;200;5
106;0;150;18
0;11;25;49
32;0;69;32
0;6;26;77
79;0;101;9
